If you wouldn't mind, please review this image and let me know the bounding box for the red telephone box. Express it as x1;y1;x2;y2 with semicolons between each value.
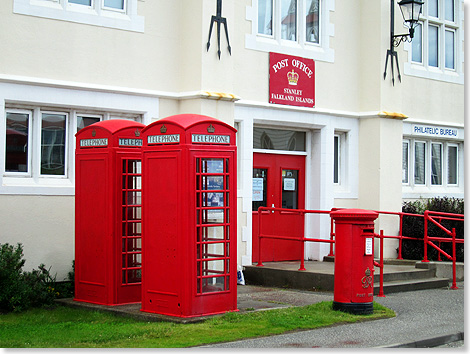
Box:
330;209;378;315
75;119;145;305
141;114;237;318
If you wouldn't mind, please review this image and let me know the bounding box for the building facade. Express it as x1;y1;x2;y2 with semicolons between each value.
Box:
0;0;464;279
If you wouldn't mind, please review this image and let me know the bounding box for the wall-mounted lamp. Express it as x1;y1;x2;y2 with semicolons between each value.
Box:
384;0;424;85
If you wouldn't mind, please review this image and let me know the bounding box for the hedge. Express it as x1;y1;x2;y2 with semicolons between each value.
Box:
401;197;464;262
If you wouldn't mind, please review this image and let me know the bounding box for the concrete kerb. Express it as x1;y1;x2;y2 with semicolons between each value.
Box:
381;332;464;348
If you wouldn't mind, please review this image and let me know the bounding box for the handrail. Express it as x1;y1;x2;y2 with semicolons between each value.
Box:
256;206;464;294
257;206;332;271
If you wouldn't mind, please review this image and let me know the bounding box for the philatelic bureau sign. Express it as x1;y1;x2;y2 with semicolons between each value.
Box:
269;52;315;108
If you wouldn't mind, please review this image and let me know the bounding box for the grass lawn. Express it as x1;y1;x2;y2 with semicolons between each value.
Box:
0;302;395;348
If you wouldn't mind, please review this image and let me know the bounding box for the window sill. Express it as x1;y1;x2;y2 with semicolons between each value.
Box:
245;33;334;62
1;176;74;195
14;0;144;33
404;62;464;85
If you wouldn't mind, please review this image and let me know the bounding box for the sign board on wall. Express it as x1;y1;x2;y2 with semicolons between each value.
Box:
269;52;315;108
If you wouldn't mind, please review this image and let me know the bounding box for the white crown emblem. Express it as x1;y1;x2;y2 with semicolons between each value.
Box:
287;70;299;85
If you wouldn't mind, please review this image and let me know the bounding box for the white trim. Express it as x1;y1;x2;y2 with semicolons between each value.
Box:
4;109;33;177
14;0;144;33
0;80;158;195
245;0;335;62
403;0;464;84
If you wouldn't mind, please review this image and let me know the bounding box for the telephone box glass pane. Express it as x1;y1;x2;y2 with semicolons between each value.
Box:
202;192;224;207
252;168;267;211
282;169;298;209
203;176;224;190
202;277;225;293
201;243;225;259
203;159;224;173
121;158;142;285
206;209;225;224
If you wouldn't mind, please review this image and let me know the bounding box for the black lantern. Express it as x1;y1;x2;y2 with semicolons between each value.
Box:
384;0;424;84
398;0;424;38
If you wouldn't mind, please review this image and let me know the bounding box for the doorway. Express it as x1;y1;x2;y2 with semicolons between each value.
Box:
252;152;306;262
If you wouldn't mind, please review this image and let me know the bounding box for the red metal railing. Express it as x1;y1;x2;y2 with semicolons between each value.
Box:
423;210;464;289
256;206;334;271
257;206;463;294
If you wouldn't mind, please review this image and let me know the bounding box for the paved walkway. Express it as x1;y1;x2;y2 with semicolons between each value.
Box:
202;282;464;348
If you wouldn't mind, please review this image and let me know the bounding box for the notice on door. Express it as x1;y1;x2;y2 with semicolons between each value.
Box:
283;178;296;191
253;178;264;201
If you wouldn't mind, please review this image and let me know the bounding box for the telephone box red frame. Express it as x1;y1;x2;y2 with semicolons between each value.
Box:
75;119;145;305
141;114;237;318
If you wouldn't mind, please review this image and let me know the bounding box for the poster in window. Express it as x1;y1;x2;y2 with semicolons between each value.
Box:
252;178;264;201
283;178;296;191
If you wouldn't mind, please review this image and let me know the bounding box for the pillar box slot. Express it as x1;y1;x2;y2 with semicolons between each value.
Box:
330;209;379;315
141;114;237;318
75;119;145;306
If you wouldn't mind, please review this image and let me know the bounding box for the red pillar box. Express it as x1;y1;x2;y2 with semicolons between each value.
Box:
141;114;237;318
75;120;145;305
330;209;378;315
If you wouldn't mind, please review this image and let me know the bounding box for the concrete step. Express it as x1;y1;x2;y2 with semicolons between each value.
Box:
243;261;451;294
374;267;436;283
374;277;450;295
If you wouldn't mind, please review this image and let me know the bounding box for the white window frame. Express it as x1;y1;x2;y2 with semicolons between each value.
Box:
414;140;427;185
40;111;69;178
430;142;443;185
333;133;340;184
102;0;126;13
403;0;463;84
76;113;102;133
4;109;33;178
405;138;462;188
14;0;144;32
246;0;334;62
446;143;459;186
402;140;410;185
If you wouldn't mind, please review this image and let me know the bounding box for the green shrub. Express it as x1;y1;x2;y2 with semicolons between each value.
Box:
401;197;464;262
0;243;59;313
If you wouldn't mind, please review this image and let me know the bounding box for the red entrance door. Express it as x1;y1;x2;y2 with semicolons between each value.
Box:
252;153;305;263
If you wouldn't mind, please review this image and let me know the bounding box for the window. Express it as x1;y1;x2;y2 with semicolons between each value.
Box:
333;135;340;184
5;111;31;174
404;0;463;83
41;113;67;176
402;141;409;184
77;115;101;132
4;107;140;181
13;0;144;32
247;0;334;62
403;138;461;187
253;127;306;151
411;23;423;63
414;141;426;185
431;142;442;185
447;145;458;184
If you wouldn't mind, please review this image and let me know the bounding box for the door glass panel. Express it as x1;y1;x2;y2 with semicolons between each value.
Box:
252;168;268;211
282;169;298;209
